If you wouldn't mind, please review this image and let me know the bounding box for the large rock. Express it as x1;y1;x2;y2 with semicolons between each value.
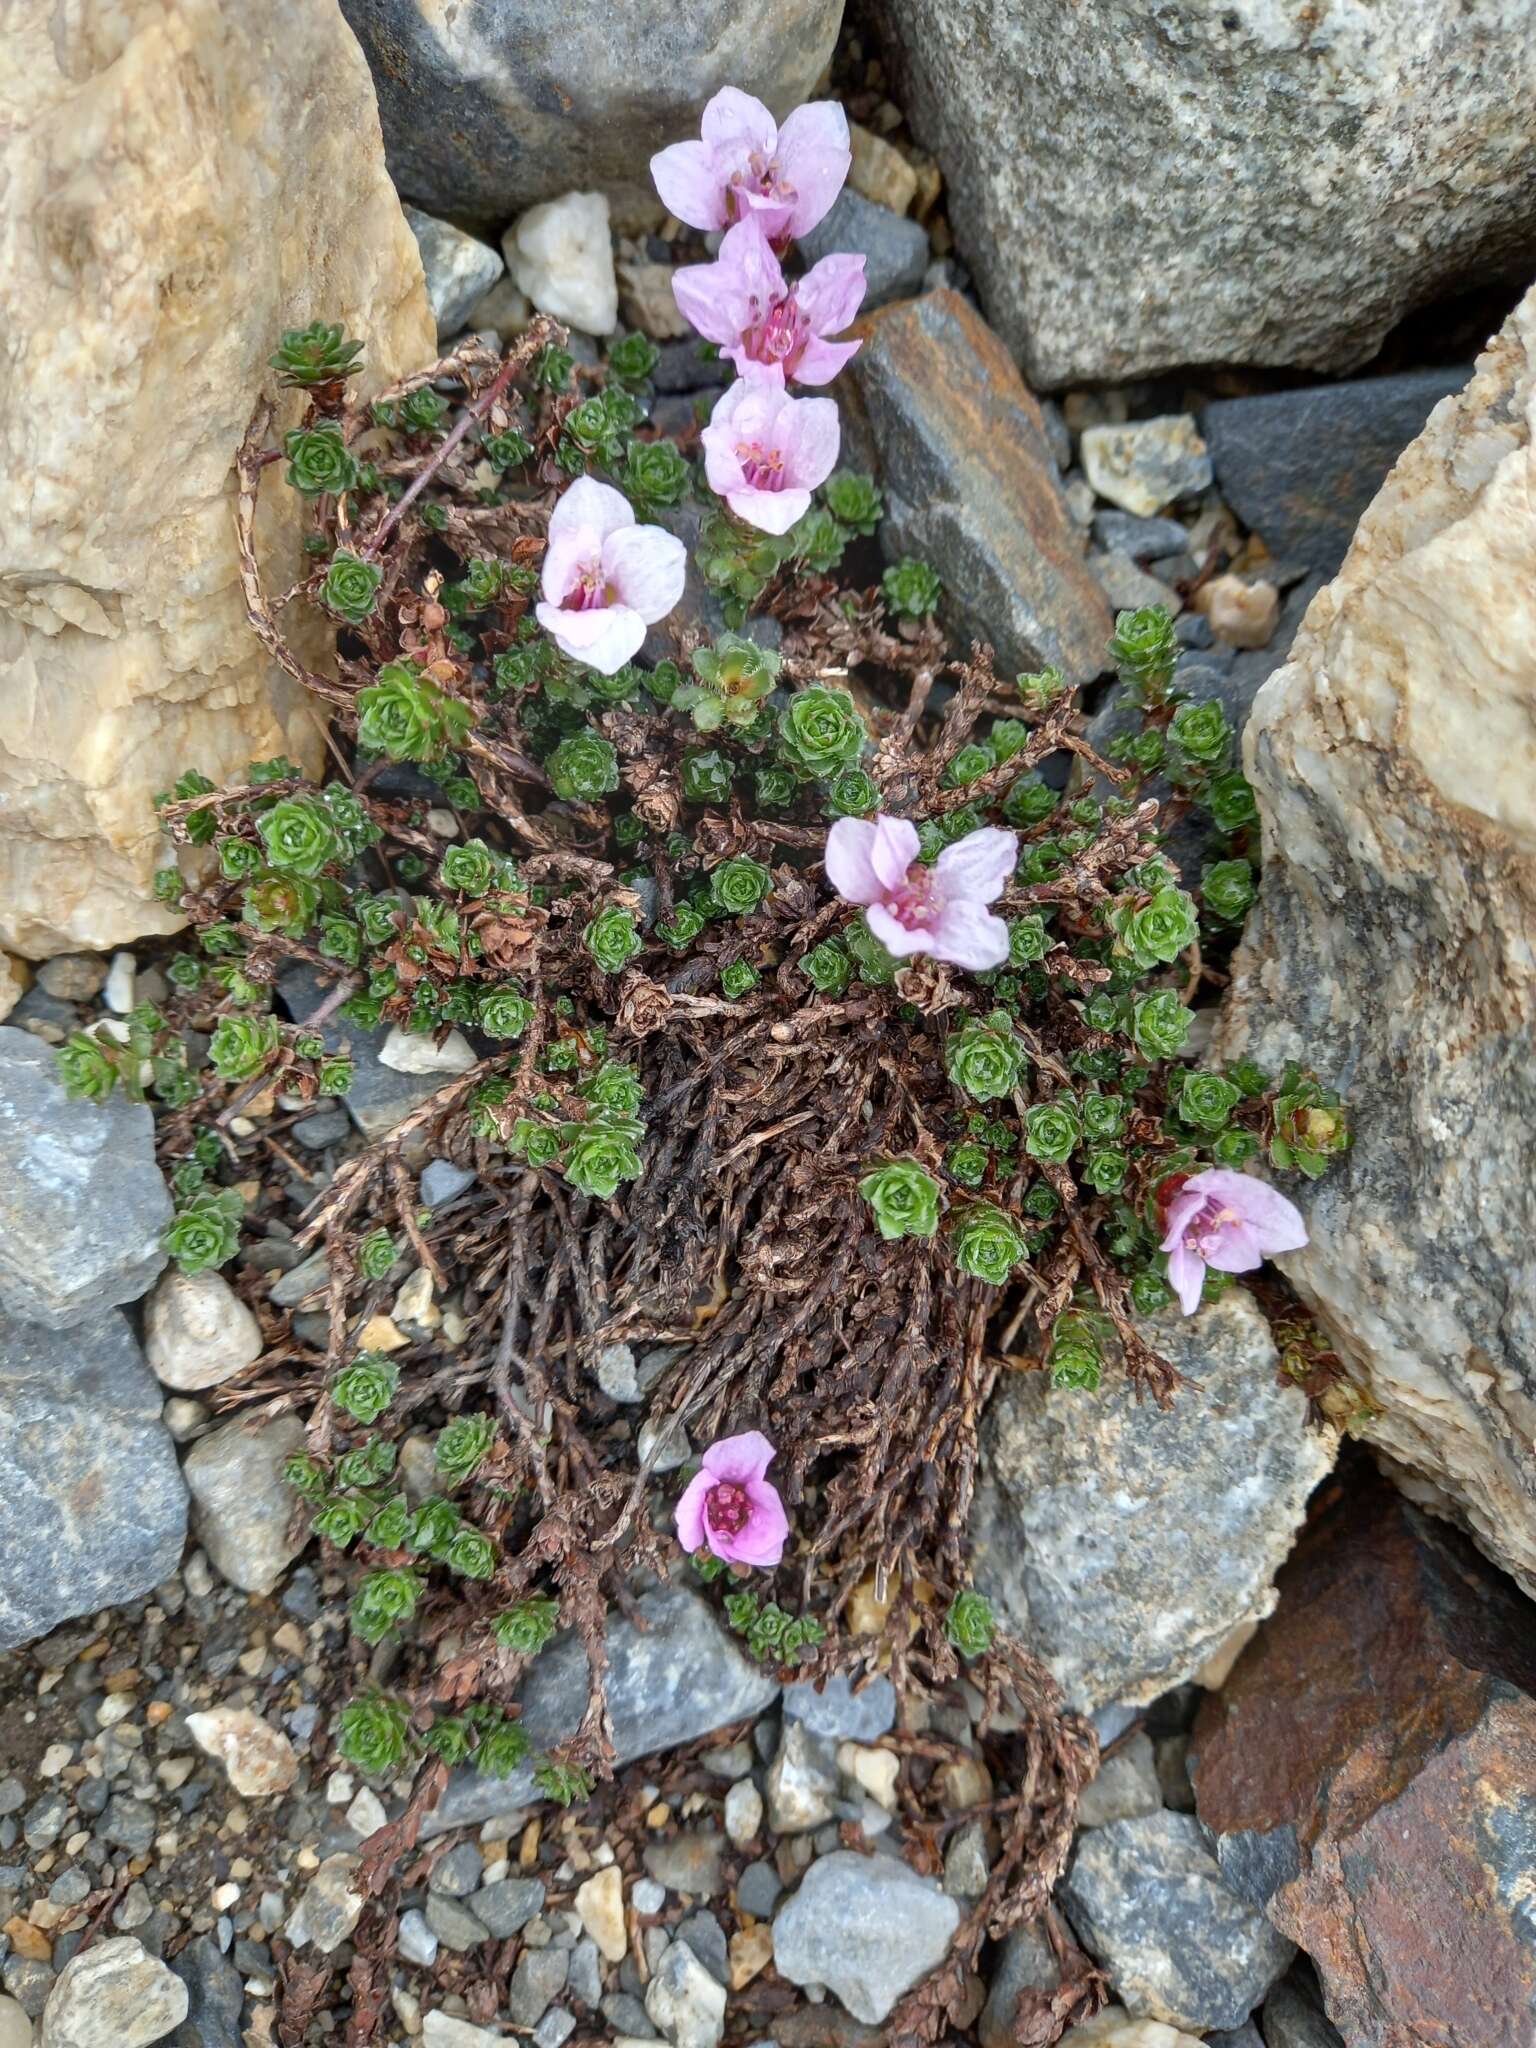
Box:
968;1291;1336;1713
423;1582;779;1835
1202;368;1472;576
842;290;1112;683
771;1850;960;2025
0;0;433;958
879;0;1536;387
1191;1469;1536;2048
40;1935;186;2048
1212;286;1536;1593
0;1308;188;1651
340;0;843;222
0;1026;171;1328
1060;1813;1294;2033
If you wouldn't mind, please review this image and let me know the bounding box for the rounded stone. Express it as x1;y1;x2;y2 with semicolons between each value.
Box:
38;1938;187;2048
143;1268;263;1392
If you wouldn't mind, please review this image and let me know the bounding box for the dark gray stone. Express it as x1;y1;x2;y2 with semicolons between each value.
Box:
425;1894;490;1952
507;1945;569;2027
675;1909;729;1986
798;190;929;310
1202;369;1471;574
979;1923;1057;2048
471;1876;545;1938
0;1026;171;1328
403;205;504;339
969;1292;1335;1713
880;0;1536;386
783;1673;895;1743
843;290;1112;685
735;1860;782;1918
773;1851;960;2026
169;1934;244;2048
423;1583;779;1834
340;0;841;221
1091;511;1192;560
1261;1960;1346;2048
419;1158;477;1207
1060;1812;1294;2032
276;968;455;1141
0;1308;186;1651
651;339;733;396
428;1843;486;1897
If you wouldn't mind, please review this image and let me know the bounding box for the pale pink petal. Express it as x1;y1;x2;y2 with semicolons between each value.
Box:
1204;1221;1265;1275
925;901;1011;973
724;483;810;534
865;902;933;958
781;394;841;490
700;87;779;159
703;1428;776;1484
869;814;920;892
674;1468;712;1552
776;100;851;236
701;432;747;501
789;333;862;386
722;214;787;321
1159;1185;1207;1253
534;600;645;676
671;258;745;345
824;817;882;904
1166;1242;1207;1316
934;826;1018;905
551;475;635;545
601;523;688;623
540;526;597;607
650;139;728;231
796;251;866;336
726;1480;790;1567
732;185;796;239
1188;1169;1308;1254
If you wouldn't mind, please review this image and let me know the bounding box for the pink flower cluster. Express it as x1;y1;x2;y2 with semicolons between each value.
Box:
651;89;861;533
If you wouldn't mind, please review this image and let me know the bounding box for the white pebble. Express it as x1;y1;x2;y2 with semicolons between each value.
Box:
505;191;618;336
104;951;137;1014
723;1779;763;1846
379;1026;478;1076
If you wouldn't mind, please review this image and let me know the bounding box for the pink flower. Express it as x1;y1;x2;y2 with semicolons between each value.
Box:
534;476;687;675
675;1430;790;1569
1159;1168;1308;1316
672;216;865;386
826;813;1018;973
701;366;840;535
651;88;850;245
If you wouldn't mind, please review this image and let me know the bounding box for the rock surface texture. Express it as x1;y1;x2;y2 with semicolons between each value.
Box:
1191;1470;1536;2048
842;291;1111;683
879;0;1536;386
0;0;433;956
0;1026;171;1327
968;1292;1336;1711
340;0;843;221
771;1850;960;2024
0;1308;188;1651
1212;286;1536;1593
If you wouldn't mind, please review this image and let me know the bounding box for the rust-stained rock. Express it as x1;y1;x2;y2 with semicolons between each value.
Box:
841;290;1112;683
1191;1468;1536;2048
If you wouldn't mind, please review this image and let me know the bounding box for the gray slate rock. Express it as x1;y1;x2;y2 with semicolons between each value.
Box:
340;0;841;221
423;1583;778;1834
277;967;456;1141
0;1026;171;1328
644;1936;725;2048
968;1292;1337;1712
1202;368;1471;575
979;1923;1058;2048
169;1934;243;2048
798;190;928;310
1076;1732;1162;1829
1262;1960;1346;2048
508;1947;569;2028
0;1308;187;1652
772;1850;960;2025
425;1894;489;1952
1091;512;1192;561
182;1412;307;1597
471;1877;545;1938
403;205;504;339
843;289;1112;684
1060;1812;1294;2032
420;1158;477;1207
783;1673;896;1742
881;0;1536;386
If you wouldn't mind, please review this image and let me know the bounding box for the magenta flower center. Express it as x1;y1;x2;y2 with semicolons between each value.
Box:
735;439;787;490
1183;1199;1242;1258
744;298;806;369
729;151;791;215
561;561;610;612
705;1478;752;1536
884;863;943;933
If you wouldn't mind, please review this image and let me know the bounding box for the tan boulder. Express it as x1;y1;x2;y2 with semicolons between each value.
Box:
0;0;435;958
1215;284;1536;1592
